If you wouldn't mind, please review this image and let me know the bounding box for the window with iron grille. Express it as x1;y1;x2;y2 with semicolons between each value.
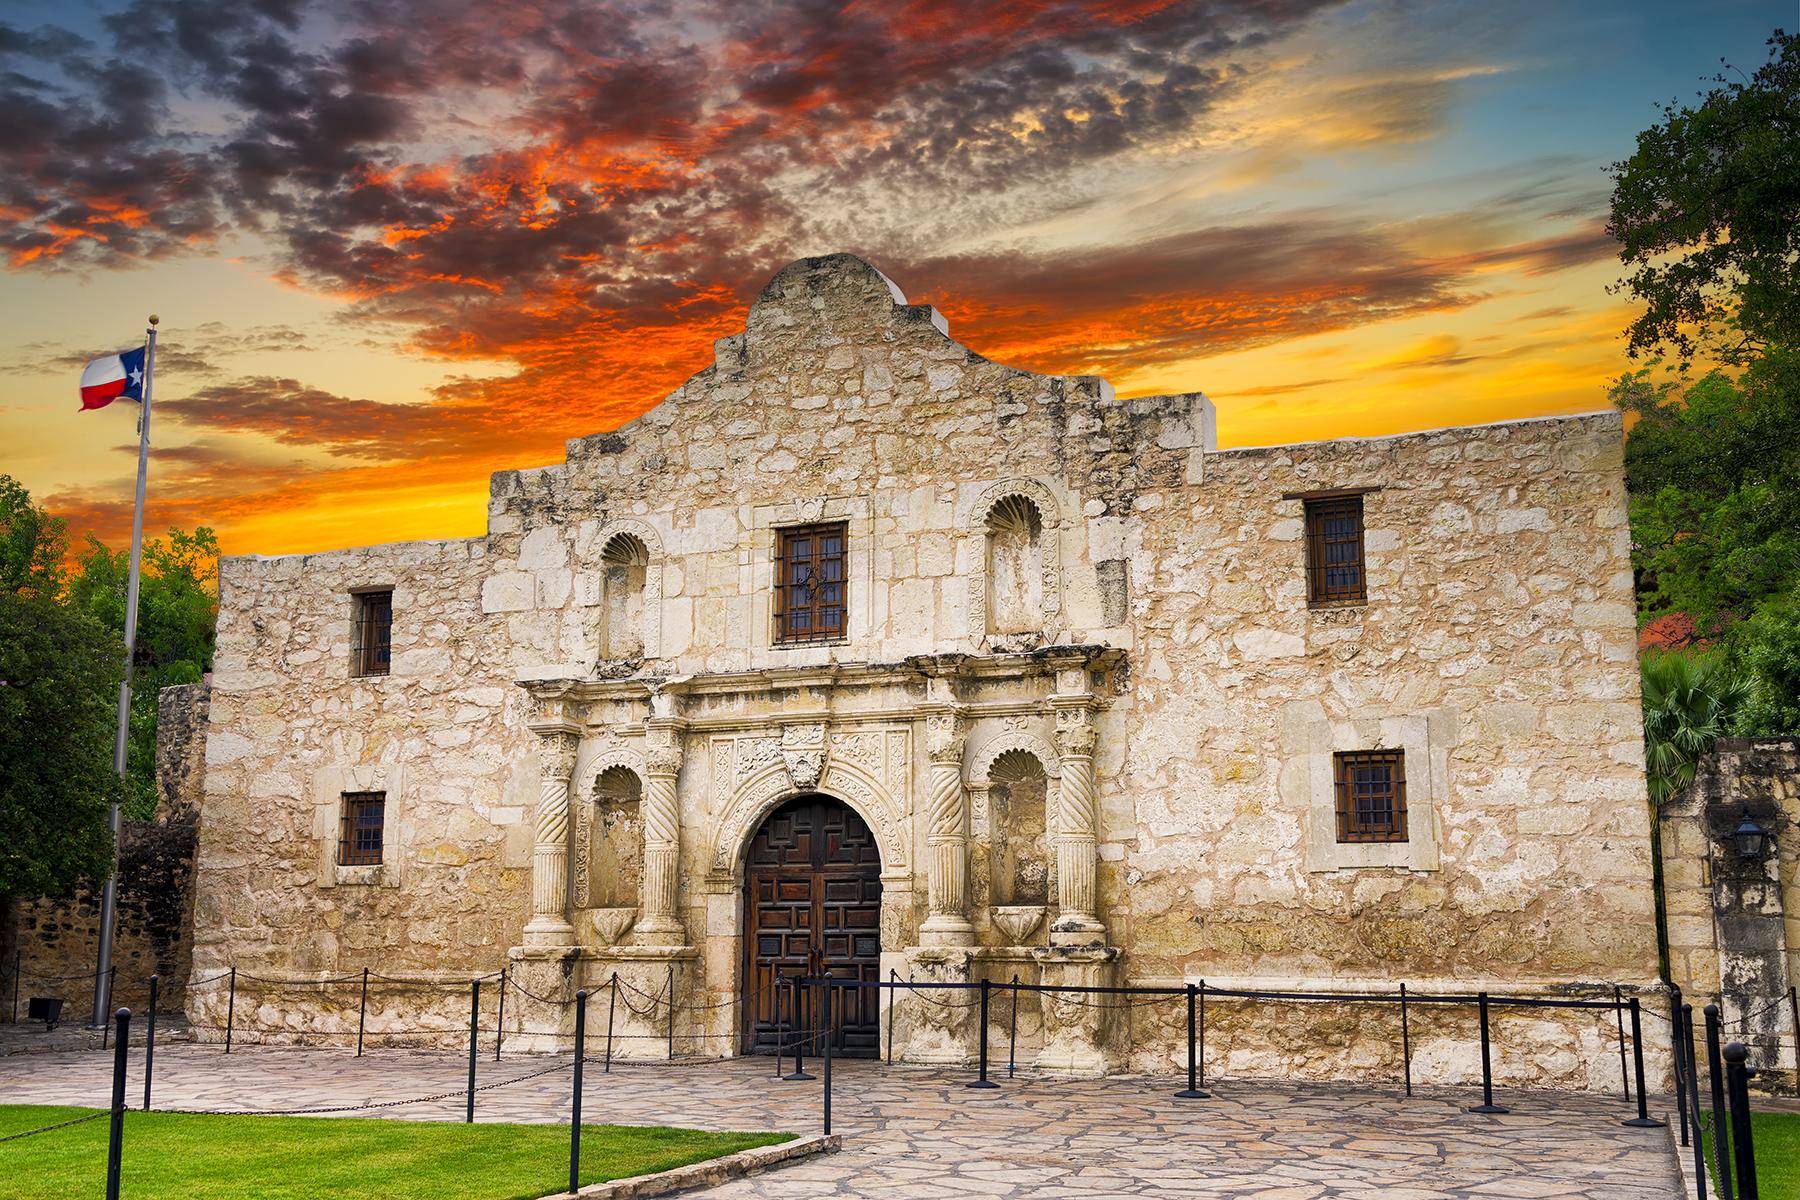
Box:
338;791;385;865
352;589;392;677
1304;495;1367;605
1333;750;1407;843
774;522;847;644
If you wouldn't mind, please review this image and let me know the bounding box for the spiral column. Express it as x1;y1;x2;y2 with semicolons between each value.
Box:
523;728;581;946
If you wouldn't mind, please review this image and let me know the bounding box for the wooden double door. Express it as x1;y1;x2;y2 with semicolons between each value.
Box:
741;795;883;1057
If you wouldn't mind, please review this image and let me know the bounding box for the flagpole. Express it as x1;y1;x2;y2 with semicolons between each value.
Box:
93;315;157;1028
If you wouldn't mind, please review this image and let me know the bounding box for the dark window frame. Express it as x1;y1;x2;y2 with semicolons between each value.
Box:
1303;494;1368;606
338;791;386;866
774;522;848;645
351;589;393;677
1333;750;1407;843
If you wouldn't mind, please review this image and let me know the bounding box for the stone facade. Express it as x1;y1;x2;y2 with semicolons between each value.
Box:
1661;737;1799;1088
188;254;1661;1088
8;683;208;1021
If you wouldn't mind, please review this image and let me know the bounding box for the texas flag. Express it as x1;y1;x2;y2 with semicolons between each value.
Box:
79;346;148;411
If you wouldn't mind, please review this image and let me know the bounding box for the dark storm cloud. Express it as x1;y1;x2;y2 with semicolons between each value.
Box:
160;376;483;459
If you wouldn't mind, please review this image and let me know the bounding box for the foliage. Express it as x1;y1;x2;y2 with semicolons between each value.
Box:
1640;651;1748;806
1613;348;1800;635
1735;598;1800;735
0;474;67;598
66;525;219;818
0;1106;791;1200
0;508;120;895
1607;31;1800;362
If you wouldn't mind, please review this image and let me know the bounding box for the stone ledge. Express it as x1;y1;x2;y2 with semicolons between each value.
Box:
536;1132;836;1200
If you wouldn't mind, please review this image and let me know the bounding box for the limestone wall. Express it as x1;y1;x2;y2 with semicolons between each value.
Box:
186;255;1662;1087
1661;737;1799;1084
188;537;535;1042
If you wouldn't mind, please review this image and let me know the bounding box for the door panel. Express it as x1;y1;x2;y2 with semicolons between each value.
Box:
742;795;883;1057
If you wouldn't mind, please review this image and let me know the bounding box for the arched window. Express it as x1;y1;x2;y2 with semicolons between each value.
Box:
985;495;1043;635
584;766;643;910
599;533;648;660
988;749;1050;905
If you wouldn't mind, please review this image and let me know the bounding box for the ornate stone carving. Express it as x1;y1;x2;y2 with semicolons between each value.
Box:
1049;704;1103;946
1053;707;1096;759
524;728;581;946
780;722;826;790
637;720;686;944
966;728;1061;787
710;737;908;877
921;710;972;946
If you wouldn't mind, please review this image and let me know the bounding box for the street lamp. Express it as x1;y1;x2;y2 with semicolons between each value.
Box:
1732;805;1773;862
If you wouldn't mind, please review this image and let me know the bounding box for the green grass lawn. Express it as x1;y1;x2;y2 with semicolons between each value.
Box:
0;1105;792;1200
1699;1109;1800;1199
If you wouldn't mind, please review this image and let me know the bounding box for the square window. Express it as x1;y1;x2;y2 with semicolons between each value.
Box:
1304;496;1367;605
1333;750;1407;843
352;590;393;677
775;523;847;644
338;791;385;865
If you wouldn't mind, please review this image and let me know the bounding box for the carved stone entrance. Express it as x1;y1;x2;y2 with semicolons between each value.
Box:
742;794;882;1057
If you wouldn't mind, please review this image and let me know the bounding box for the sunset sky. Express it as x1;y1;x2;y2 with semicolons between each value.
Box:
0;0;1784;558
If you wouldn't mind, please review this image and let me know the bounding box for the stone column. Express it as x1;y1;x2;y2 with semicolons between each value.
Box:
635;718;686;945
920;710;974;946
523;727;581;947
1050;699;1105;946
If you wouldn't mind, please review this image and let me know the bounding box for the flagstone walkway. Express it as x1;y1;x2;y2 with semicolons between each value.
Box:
0;1044;1683;1198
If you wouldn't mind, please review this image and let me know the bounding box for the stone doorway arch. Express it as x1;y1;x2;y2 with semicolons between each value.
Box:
741;793;883;1057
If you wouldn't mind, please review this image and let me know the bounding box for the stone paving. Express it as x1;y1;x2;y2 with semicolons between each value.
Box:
0;1045;1683;1198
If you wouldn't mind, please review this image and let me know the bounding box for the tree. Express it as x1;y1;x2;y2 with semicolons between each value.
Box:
1735;598;1800;734
1608;30;1800;362
67;526;219;818
0;478;120;940
1638;649;1748;978
1612;347;1800;634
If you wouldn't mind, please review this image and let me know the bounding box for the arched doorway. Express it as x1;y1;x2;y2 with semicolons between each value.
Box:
741;794;882;1057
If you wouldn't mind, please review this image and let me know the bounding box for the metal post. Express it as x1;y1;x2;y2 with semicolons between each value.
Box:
9;948;17;1024
102;970;111;1051
224;966;236;1054
784;975;813;1081
94;319;158;1029
1198;980;1207;1088
1723;1042;1759;1200
968;978;998;1088
1468;992;1507;1114
494;966;506;1062
1614;984;1630;1101
1621;996;1663;1127
100;966;116;1048
605;973;618;1074
106;1008;130;1200
143;975;158;1111
666;962;675;1060
1400;982;1413;1097
356;966;368;1057
822;978;833;1136
1007;975;1019;1080
1175;982;1209;1099
776;972;787;1078
1670;985;1688;1146
466;978;480;1124
1705;1005;1735;1200
1682;1004;1707;1196
570;989;588;1196
886;970;897;1066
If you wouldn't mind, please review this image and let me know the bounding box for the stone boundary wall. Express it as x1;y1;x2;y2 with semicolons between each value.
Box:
5;684;208;1022
1661;736;1799;1086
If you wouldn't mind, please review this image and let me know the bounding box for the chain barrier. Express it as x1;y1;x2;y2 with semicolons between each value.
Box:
0;1110;108;1144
